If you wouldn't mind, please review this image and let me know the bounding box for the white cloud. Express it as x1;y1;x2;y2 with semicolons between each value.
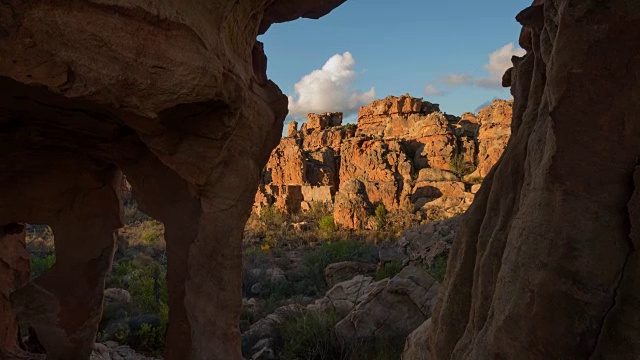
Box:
440;74;474;87
439;43;526;89
424;84;445;97
288;52;375;118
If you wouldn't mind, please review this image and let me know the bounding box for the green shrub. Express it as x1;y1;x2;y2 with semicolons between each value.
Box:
302;241;376;295
128;263;168;314
375;204;388;230
141;229;161;245
135;322;165;354
375;260;402;281
31;253;55;278
278;311;404;360
318;215;335;235
124;200;151;226
427;256;448;283
449;154;476;178
279;311;343;360
306;201;331;221
260;205;287;229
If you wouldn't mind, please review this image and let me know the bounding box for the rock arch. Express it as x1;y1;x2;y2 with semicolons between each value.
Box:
0;1;345;359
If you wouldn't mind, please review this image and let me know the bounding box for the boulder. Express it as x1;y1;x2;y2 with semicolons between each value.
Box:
378;243;408;264
307;275;376;316
401;318;432;360
241;304;306;355
91;343;160;360
324;261;377;287
335;266;439;343
398;217;459;268
104;288;132;305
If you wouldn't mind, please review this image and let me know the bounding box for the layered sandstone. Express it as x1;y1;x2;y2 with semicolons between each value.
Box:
428;1;640;359
0;1;346;359
256;96;512;229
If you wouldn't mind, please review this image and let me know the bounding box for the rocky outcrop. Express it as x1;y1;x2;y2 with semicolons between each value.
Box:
402;318;432;360
91;342;159;360
0;1;345;359
286;121;298;137
307;275;376;316
430;1;640;359
465;99;512;180
335;266;439;344
339;138;413;210
301;112;343;133
255;95;512;229
333;180;374;230
399;217;459;268
324;261;377;287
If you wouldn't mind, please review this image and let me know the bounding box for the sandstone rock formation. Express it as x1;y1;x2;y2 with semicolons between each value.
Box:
429;1;640;359
399;217;459;268
91;342;159;360
465;99;512;180
324;261;377;287
402;318;432;360
256;95;512;229
335;266;439;344
0;1;345;359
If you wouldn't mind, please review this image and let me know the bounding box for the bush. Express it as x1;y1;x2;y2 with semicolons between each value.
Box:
124;200;151;226
259;205;290;247
375;260;402;281
306;201;331;221
141;226;163;245
279;311;343;360
427;256;447;282
278;311;404;360
100;260;169;355
302;241;377;295
260;205;287;229
375;204;388;230
31;253;55;278
449;154;476;178
318;215;335;235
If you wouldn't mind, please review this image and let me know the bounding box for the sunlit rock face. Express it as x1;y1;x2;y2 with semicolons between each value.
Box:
0;1;345;359
428;1;640;359
256;95;512;230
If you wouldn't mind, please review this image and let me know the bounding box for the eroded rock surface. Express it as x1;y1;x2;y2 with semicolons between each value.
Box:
430;1;640;359
0;1;345;359
335;266;439;344
255;96;512;229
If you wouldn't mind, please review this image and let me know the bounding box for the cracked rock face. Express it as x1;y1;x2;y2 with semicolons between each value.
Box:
0;1;345;359
429;1;640;359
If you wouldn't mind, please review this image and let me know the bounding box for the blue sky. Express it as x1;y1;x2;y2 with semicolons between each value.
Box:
259;0;529;124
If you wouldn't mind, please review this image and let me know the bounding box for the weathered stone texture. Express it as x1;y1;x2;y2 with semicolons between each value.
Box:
430;1;640;359
0;1;346;359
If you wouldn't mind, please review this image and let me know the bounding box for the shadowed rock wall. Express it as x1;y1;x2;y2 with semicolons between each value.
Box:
0;1;345;359
429;0;640;359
